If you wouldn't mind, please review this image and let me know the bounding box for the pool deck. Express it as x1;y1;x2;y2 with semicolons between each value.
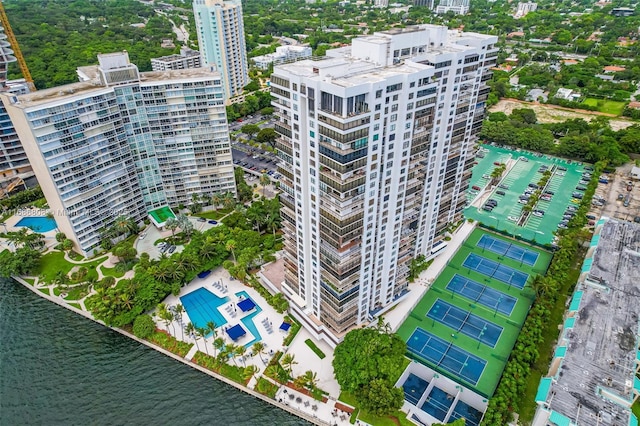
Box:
0;208;58;252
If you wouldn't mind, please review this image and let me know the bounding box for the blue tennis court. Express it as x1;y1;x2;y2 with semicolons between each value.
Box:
407;328;487;385
427;300;503;348
477;234;539;266
446;274;516;316
463;253;529;289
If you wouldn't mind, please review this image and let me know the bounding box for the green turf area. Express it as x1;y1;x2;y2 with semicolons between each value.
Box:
582;98;626;115
148;206;175;225
34;251;107;283
465;144;590;245
396;229;551;398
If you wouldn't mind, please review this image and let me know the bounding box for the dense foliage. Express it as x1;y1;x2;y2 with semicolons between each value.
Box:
6;0;177;88
0;186;43;211
132;314;155;339
333;322;406;416
480;161;605;425
481;109;633;166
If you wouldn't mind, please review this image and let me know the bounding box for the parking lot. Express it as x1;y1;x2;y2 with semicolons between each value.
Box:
465;145;590;244
594;163;640;223
231;147;281;181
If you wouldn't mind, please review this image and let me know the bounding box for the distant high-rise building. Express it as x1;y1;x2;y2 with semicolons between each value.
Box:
413;0;436;8
151;46;202;71
270;25;497;346
1;52;235;255
435;0;470;14
193;0;249;99
514;2;537;18
0;22;33;197
375;0;389;7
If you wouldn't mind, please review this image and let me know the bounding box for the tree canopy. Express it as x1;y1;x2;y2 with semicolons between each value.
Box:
332;323;406;416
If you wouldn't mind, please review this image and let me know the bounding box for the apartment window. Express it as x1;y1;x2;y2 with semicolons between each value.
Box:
376;90;382;98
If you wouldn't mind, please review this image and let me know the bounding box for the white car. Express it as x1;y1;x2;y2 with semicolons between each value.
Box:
508;216;519;222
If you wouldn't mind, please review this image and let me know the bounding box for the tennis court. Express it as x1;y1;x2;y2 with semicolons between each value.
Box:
427;300;503;348
477;234;539;266
408;328;487;386
446;274;517;316
463;253;529;289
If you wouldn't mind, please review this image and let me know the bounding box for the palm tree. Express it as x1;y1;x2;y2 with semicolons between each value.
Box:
236;345;247;366
223;192;236;210
212;192;223;211
224;343;238;365
260;173;270;197
165;217;179;237
302;370;319;391
111;216;138;237
243;365;260;384
252;341;266;365
173;304;185;340
281;353;297;374
185;322;200;352
156;303;175;336
196;327;209;355
226;239;237;262
213;337;225;359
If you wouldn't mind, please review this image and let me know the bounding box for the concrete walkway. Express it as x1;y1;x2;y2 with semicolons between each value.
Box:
385;220;477;332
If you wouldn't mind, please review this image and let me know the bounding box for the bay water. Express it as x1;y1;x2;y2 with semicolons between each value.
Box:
0;279;307;425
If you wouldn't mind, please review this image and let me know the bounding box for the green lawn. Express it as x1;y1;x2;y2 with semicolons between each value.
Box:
582;98;626;115
100;264;125;279
195;209;232;220
35;251;107;283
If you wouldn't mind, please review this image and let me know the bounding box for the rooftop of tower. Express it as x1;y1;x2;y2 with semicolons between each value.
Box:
5;66;221;108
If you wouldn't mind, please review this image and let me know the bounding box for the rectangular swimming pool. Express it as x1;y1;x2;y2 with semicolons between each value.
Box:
180;288;229;334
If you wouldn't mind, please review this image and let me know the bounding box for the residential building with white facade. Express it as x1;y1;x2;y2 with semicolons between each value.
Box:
193;0;249;99
514;2;537;18
270;25;497;346
1;52;235;256
435;0;470;15
252;45;313;70
151;46;202;71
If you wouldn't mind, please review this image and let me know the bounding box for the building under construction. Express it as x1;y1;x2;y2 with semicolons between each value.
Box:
0;8;35;197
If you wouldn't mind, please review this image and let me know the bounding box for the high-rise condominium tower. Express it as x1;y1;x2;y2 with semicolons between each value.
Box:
1;52;234;256
193;0;249;99
271;25;497;346
0;22;32;196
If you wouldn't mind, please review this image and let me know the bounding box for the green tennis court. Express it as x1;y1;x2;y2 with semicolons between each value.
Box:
464;145;590;244
397;228;552;397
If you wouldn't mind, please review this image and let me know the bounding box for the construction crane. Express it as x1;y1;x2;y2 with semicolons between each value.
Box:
0;1;35;92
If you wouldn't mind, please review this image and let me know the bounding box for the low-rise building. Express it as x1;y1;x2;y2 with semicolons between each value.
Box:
251;45;313;70
533;218;640;426
151;47;202;71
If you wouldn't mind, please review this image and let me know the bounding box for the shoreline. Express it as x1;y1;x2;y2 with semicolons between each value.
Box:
11;275;325;426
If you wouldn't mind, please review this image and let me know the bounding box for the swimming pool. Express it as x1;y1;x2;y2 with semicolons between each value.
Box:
180;288;229;334
236;290;263;348
15;216;57;233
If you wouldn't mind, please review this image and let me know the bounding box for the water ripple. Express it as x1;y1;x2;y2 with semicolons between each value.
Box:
0;279;307;426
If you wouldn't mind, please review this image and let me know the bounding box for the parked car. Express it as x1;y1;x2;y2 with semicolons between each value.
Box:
496;190;506;196
598;178;609;184
576;186;587;191
168;245;177;254
498;184;509;189
557;166;568;171
532;210;545;217
472;185;481;191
